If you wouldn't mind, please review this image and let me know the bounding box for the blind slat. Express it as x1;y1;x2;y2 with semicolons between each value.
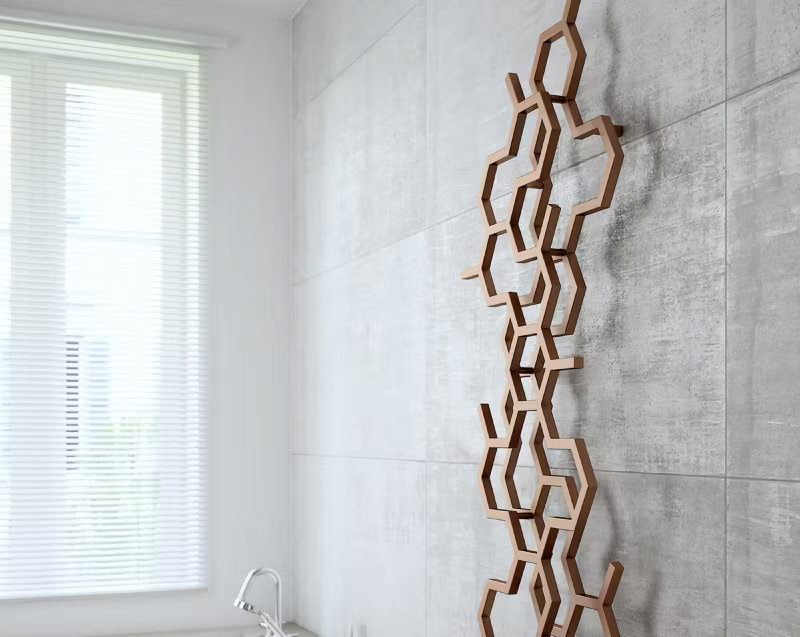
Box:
0;20;207;600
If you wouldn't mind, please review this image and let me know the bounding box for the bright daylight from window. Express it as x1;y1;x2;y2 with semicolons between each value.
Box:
0;24;206;599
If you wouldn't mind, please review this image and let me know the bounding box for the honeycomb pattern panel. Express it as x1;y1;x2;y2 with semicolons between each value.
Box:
462;1;626;634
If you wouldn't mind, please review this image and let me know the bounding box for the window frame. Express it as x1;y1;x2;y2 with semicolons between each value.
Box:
0;28;207;601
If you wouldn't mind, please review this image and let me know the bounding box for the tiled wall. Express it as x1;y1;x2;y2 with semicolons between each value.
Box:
291;0;800;634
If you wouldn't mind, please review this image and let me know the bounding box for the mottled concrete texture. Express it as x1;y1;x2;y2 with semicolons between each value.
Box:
427;107;727;474
727;73;800;481
728;480;800;636
425;462;541;636
292;0;800;633
293;232;428;460
728;0;800;96
426;464;725;636
428;0;725;221
551;107;726;475
293;7;426;281
425;210;531;464
292;0;416;112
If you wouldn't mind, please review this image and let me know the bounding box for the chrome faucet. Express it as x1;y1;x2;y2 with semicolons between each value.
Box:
234;568;296;637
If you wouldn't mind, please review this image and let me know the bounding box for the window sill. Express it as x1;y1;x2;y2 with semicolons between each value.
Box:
120;624;317;637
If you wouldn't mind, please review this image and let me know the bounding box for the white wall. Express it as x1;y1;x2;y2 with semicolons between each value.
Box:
0;1;292;635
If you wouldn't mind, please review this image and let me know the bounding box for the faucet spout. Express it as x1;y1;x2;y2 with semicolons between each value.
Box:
234;568;287;635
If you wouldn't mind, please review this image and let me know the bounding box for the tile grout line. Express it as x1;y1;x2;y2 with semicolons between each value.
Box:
423;2;429;633
288;9;297;622
291;0;312;21
291;451;800;484
294;6;800;125
293;206;469;286
423;461;429;637
723;0;729;633
727;57;800;103
297;3;419;114
292;60;800;289
725;475;800;485
292;99;724;288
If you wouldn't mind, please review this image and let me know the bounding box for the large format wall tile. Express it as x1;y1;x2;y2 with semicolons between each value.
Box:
425;462;537;636
293;0;417;112
292;264;345;457
293;7;426;281
550;106;726;475
581;473;726;636
293;455;426;636
427;0;560;224
727;0;800;96
428;0;725;222
426;464;726;636
727;74;800;481
293;233;427;460
728;479;800;637
425;210;534;463
290;1;793;634
428;106;726;474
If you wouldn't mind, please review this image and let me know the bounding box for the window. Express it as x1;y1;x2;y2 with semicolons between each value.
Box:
0;22;207;598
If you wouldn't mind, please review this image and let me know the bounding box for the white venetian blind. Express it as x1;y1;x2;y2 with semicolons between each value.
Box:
0;21;207;598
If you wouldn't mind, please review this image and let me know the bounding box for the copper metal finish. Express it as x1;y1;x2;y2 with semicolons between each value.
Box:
462;1;625;634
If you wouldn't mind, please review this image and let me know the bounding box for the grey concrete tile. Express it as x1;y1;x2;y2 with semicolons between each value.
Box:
425;462;538;636
427;0;560;225
728;0;800;96
428;0;725;222
549;106;726;476
293;232;427;460
292;455;426;637
425;209;535;464
292;0;417;113
580;473;726;636
426;464;725;636
293;7;426;281
429;106;726;474
728;479;800;637
727;74;800;481
292;265;345;457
